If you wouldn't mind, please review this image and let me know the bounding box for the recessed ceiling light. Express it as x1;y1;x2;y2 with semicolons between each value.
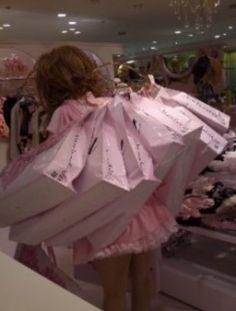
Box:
142;47;146;51
126;60;135;64
150;46;157;50
75;31;81;34
2;24;11;28
214;34;221;39
175;41;179;45
228;26;233;30
69;21;77;25
223;33;227;36
188;34;194;37
200;31;205;34
61;30;68;34
175;30;182;34
57;13;66;18
0;27;3;30
69;28;76;31
152;40;157;44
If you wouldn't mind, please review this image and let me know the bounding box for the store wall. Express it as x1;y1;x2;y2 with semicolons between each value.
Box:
0;41;124;77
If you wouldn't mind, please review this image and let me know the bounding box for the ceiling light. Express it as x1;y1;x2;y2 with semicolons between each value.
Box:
152;40;157;44
69;21;77;25
61;30;68;34
57;13;67;18
223;33;227;36
214;34;221;39
0;27;3;30
169;0;221;29
200;31;205;34
69;28;76;31
150;46;157;50
175;41;179;45
2;24;11;28
126;60;135;64
188;34;193;37
75;31;81;35
142;47;146;51
228;26;233;30
175;30;182;34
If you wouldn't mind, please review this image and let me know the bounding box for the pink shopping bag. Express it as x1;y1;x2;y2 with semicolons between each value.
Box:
45;98;160;246
132;96;203;216
10;106;130;245
122;97;185;181
80;98;188;250
175;106;227;180
0;113;92;227
156;87;230;134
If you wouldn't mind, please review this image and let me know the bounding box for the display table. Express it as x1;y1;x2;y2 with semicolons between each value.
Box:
160;227;236;311
0;251;100;311
180;226;236;245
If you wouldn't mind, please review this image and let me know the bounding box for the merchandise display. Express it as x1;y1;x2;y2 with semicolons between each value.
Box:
177;134;236;231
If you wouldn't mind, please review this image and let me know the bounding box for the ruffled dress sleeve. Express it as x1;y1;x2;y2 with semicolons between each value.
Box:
47;100;92;135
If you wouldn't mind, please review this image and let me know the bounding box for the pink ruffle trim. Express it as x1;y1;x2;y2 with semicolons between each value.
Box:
73;197;177;264
93;222;177;261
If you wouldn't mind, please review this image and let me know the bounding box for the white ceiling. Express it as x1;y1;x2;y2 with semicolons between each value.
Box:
0;0;235;54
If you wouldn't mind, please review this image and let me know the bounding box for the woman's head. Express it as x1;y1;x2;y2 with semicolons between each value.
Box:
35;45;108;112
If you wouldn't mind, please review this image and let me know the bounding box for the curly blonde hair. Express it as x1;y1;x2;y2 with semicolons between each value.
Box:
34;45;108;113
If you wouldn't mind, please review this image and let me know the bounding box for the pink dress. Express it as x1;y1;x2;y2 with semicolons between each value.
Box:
47;98;177;264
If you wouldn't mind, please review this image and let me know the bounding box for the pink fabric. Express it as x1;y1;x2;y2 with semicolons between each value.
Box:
0;98;9;138
179;196;214;220
209;160;236;174
73;195;177;264
47;94;109;134
0;114;8;138
45;97;177;263
47;99;91;134
0;133;62;189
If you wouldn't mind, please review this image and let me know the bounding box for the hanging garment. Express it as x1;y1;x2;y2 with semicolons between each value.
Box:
0;97;9;138
9;96;48;160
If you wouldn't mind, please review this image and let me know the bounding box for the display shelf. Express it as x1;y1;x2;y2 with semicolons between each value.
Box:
179;225;236;245
160;257;236;311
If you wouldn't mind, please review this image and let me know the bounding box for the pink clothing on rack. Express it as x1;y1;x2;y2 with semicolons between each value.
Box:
0;97;9;138
47;97;177;263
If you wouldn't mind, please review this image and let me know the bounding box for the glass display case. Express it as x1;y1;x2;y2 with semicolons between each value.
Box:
160;228;236;311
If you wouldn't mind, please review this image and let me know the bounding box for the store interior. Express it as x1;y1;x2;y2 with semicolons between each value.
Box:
0;1;236;311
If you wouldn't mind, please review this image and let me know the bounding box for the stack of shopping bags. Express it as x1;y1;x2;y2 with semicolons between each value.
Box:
0;88;230;250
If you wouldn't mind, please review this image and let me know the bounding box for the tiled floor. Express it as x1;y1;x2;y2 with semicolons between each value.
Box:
80;280;198;311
